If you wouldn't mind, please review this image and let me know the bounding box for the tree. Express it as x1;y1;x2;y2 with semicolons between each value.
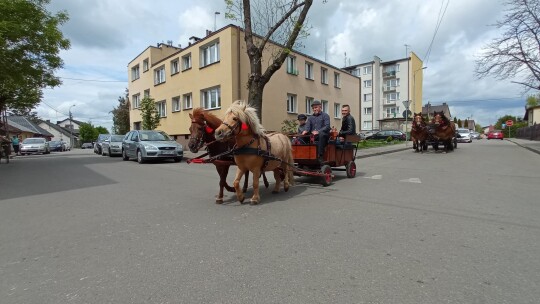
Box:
494;115;526;138
225;0;315;120
139;96;160;130
526;94;539;108
111;89;131;134
453;116;458;124
458;119;463;128
95;126;109;135
464;119;469;129
475;0;540;91
0;0;70;115
79;123;98;144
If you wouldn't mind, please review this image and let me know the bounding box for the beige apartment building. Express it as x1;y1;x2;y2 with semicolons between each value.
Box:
343;52;424;132
128;24;360;145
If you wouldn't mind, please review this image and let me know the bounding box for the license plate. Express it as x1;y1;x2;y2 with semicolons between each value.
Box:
162;151;174;155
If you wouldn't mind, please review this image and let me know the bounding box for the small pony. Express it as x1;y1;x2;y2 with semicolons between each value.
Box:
430;111;456;152
214;101;295;205
188;108;268;203
410;112;428;153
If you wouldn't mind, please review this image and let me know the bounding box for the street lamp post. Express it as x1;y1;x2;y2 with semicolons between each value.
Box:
403;100;410;145
69;104;76;149
214;12;220;31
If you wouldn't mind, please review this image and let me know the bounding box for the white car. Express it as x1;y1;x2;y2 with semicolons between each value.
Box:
20;138;50;155
456;128;472;143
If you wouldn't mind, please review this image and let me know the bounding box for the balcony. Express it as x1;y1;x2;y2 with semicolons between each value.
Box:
382;98;396;105
383;86;397;92
383;70;396;78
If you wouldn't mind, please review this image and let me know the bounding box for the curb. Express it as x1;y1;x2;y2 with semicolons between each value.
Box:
356;146;409;159
506;139;540;156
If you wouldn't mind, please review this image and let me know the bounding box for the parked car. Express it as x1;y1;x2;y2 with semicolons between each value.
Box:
81;142;93;149
487;130;504;140
20;138;50;155
48;140;64;152
470;131;481;140
367;130;406;141
456;128;472;143
122;130;183;164
101;134;124;156
61;141;70;151
359;131;375;140
94;134;110;154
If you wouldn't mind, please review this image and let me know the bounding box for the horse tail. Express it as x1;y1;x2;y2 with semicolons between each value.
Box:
282;135;295;186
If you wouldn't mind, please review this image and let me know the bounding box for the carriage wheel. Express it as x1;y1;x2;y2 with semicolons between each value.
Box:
320;165;332;187
453;138;457;148
346;161;356;178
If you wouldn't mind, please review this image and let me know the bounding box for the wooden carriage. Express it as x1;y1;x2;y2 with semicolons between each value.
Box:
291;133;360;186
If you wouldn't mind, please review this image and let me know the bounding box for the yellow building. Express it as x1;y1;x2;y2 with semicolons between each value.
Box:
127;25;360;145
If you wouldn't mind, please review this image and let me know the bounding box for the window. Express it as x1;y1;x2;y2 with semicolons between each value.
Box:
364;93;372;102
201;87;220;110
132;93;140;109
383;64;399;76
143;59;149;72
157;100;166;117
172;96;181;112
363;66;372;74
305;97;314;114
363;121;372;130
144;89;150;98
200;40;220;67
131;65;140;81
182;53;192;70
333;103;341;118
334;72;341;88
364;80;372;88
364;107;372;115
305;62;314;80
384;78;400;89
286;56;297;75
351;69;360;76
321;100;329;113
321;68;328;84
287;94;297;113
183;93;193;110
385;107;400;118
386;92;400;101
171;59;179;75
133;122;141;130
154;65;165;85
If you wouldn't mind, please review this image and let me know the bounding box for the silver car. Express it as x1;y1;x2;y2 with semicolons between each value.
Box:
101;134;124;156
122;130;183;164
20;138;50;155
456;128;472;143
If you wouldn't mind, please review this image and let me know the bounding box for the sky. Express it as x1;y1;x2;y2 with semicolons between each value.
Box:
39;0;529;131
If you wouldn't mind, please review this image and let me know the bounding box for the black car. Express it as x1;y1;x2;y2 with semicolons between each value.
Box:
367;130;406;141
48;140;64;152
94;134;110;154
81;143;93;149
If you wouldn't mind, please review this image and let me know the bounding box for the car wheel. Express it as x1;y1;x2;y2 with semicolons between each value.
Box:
122;149;129;161
108;148;113;157
137;150;145;164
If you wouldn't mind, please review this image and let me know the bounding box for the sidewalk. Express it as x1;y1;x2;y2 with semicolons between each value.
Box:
506;138;540;155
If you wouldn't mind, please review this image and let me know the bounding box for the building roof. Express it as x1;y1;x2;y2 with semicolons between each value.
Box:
422;102;451;118
6;116;53;137
39;120;75;137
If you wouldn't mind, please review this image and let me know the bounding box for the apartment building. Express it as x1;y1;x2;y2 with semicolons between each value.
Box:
344;52;424;132
127;24;360;145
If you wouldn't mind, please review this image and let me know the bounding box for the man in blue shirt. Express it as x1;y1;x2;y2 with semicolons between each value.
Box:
301;100;330;162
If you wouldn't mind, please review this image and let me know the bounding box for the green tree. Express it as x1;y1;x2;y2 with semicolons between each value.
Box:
494;115;527;138
139;96;160;130
225;0;316;120
95;126;109;135
111;89;131;134
458;119;462;128
475;0;540;90
464;119;469;129
453;116;458;124
526;94;539;108
0;0;70;116
79;122;98;144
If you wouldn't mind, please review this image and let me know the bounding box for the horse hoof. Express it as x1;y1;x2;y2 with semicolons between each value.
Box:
284;186;289;192
215;198;224;204
250;199;259;205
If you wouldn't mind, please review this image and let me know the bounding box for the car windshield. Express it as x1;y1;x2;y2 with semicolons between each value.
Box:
110;135;124;142
23;138;45;144
458;129;469;134
139;131;172;141
49;141;59;145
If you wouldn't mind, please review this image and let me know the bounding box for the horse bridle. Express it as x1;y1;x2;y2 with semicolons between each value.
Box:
220;115;242;136
189;120;210;151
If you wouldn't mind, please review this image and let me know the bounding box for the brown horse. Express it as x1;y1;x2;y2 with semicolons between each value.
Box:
431;111;456;152
189;108;255;203
214;101;295;205
410;112;428;153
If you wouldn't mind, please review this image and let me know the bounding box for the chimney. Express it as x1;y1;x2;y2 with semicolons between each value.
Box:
206;30;212;36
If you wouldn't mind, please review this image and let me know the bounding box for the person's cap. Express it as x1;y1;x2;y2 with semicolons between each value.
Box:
311;100;322;106
297;114;307;120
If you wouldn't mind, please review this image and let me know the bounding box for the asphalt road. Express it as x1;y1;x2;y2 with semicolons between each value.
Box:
1;140;539;304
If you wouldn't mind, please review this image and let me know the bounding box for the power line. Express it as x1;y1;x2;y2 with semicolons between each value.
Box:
60;77;126;83
424;0;450;66
426;96;524;104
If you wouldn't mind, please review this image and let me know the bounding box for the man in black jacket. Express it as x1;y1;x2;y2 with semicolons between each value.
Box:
302;100;330;162
338;104;356;142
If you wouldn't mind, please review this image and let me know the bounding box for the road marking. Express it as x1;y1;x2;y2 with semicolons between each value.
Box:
400;178;422;183
364;175;382;180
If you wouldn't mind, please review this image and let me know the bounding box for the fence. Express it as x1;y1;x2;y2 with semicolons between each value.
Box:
516;124;540;140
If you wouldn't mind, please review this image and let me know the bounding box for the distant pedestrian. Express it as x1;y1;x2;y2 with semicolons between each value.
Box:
11;135;20;155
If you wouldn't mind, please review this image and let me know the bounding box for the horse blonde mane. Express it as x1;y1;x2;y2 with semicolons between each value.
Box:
226;100;265;136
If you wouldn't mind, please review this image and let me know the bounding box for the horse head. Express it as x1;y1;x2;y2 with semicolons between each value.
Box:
188;108;221;153
412;112;425;127
433;111;450;126
214;100;264;141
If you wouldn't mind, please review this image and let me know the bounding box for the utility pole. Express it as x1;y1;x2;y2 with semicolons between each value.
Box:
69;104;76;149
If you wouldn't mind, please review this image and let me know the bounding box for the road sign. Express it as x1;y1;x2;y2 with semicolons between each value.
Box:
506;120;514;127
501;123;506;129
402;110;412;118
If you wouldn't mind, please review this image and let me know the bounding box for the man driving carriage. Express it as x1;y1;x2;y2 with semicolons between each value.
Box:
301;100;330;163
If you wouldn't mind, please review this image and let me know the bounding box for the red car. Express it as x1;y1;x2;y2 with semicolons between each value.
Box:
487;130;504;140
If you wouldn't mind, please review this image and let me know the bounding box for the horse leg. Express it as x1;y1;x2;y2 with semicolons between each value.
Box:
250;168;262;205
262;172;269;188
215;164;231;203
272;169;282;194
233;167;247;203
242;171;249;193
